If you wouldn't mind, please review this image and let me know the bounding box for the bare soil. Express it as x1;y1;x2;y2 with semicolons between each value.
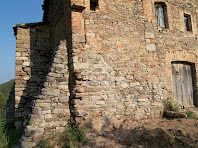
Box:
82;118;198;148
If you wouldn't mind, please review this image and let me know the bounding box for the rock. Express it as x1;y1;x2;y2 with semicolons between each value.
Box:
42;88;60;96
21;141;36;148
73;34;86;42
24;126;44;137
146;44;156;51
145;32;155;38
163;111;187;118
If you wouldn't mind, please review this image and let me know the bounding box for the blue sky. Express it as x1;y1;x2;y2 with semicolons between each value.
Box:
0;1;43;84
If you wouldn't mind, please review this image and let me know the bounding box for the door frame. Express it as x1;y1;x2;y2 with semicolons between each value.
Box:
171;61;198;107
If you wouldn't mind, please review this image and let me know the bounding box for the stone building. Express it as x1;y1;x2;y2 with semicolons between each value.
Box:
7;0;198;146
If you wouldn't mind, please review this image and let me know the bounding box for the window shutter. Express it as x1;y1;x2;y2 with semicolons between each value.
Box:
155;6;160;27
159;6;165;27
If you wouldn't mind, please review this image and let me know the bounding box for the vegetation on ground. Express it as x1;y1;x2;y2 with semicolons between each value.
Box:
36;121;88;148
0;109;23;148
185;109;197;119
64;123;87;148
164;100;180;112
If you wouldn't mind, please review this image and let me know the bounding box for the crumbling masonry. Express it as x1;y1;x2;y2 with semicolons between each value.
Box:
6;0;198;146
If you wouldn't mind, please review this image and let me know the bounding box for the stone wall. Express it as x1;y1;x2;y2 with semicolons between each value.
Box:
15;0;73;146
70;0;198;128
10;0;198;146
20;40;70;147
13;24;51;128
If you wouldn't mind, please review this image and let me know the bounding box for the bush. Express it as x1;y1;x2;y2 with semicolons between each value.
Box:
164;100;180;112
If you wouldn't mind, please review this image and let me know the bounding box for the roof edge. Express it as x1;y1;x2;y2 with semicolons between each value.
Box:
13;22;49;36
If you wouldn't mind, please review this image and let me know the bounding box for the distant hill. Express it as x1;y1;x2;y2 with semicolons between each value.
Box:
0;92;6;109
0;79;14;100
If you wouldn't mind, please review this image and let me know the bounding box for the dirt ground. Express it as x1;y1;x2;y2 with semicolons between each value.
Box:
82;118;198;148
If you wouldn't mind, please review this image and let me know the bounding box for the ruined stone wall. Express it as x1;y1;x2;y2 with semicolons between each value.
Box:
19;0;73;146
20;40;70;147
14;24;51;128
70;0;198;129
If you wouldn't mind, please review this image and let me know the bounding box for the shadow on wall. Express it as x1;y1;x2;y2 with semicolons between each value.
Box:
14;24;52;128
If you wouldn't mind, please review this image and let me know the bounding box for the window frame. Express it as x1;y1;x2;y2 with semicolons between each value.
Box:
155;2;169;29
90;0;99;11
184;13;192;32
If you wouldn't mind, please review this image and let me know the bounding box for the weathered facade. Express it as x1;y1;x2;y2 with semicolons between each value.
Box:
8;0;198;146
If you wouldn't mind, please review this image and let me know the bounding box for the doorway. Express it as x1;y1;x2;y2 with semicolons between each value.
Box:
171;61;197;108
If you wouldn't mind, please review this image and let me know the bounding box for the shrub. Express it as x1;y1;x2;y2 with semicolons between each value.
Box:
164;100;180;112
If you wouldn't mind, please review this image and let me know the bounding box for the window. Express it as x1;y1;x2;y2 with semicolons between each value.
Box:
155;2;168;28
184;14;192;32
90;0;98;11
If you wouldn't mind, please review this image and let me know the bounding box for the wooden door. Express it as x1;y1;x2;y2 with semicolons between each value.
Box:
172;62;194;107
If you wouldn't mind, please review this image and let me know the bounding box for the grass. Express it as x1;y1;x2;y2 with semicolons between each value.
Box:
185;110;197;119
37;139;51;148
36;121;88;148
65;125;87;148
0;110;23;148
164;100;180;112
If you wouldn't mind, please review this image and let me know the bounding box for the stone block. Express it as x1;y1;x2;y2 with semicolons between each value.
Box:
73;34;86;42
146;44;156;51
54;58;62;63
32;107;42;115
45;114;52;119
59;96;68;103
42;88;60;96
16;57;29;61
24;126;44;137
58;85;68;90
22;75;30;80
145;32;155;38
130;82;140;87
21;141;36;148
42;110;51;115
15;121;23;129
53;108;64;114
38;103;51;108
52;63;65;69
15;112;22;118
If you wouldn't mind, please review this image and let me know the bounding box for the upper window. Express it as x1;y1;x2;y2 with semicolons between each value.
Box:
155;2;168;29
90;0;99;11
184;14;192;32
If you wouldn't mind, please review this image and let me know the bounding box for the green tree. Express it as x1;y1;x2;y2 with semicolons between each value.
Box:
0;79;14;100
0;92;6;110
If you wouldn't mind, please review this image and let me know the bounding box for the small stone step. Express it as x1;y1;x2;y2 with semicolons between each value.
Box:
163;111;187;118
